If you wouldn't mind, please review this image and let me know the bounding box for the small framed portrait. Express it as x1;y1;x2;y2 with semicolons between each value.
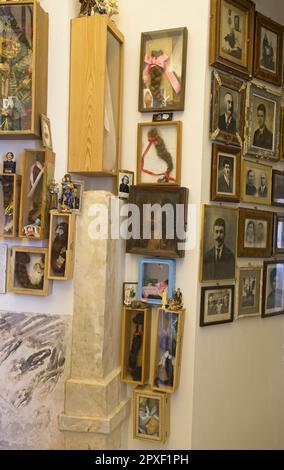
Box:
138;27;188;113
200;205;238;283
238;208;274;258
138;257;176;306
241;160;272;206
8;247;50;296
236;266;262;319
200;285;235;327
72;180;84;213
40;114;53;151
209;0;255;77
123;282;139;306
254;13;284;86
118;170;134;199
211;143;241;202
272;170;284;207
262;261;284;318
245;83;281;161
137;121;182;185
274;215;284;255
133;386;170;443
210;70;246;147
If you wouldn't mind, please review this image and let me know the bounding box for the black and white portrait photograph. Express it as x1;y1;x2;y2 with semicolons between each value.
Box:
252;98;274;151
118;170;134;199
275;216;284;254
260;27;277;73
200;285;235;327
262;261;284;318
238;208;273;258
220;0;246;64
217;154;235;194
237;267;262;319
211;144;240;203
244;219;268;249
201;205;238;282
242;160;272;206
272;171;284;206
218;87;238;135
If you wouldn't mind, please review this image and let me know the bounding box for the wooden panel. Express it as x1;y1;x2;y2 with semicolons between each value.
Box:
0;174;21;238
48;211;76;281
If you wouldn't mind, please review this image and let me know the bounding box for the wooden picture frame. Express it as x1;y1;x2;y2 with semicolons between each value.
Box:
253;13;284;86
236;266;262;319
41;114;53;150
137;121;182;186
48;211;76;281
138;27;188;113
211;143;241;202
209;0;255;78
210;70;246;147
241;160;272;206
8;246;50;296
238;208;274;258
120;307;151;385
280;108;284;161
123;282;139;306
118;170;134;199
244;82;281;161
0;243;8;294
138;257;176;306
133;386;170;444
0;174;21;238
151;308;185;394
272;170;284;207
262;260;284;318
274;215;284;255
200;285;235;327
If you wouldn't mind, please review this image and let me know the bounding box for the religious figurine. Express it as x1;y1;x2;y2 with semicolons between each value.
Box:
79;0;118;18
48;179;59;211
3;152;16;174
59;174;75;212
128;312;144;381
167;288;183;311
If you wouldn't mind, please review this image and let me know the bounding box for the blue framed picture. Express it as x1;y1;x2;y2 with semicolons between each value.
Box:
138;257;176;305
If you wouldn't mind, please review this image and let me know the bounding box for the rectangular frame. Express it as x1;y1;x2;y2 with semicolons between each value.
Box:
0;243;8;294
238;207;274;258
272;170;284;207
123;282;139;306
0;174;21;238
262;260;284;318
138;257;176;306
48;210;76;281
118;169;134;199
274;214;284;255
236;266;262;319
211;143;241;202
241;159;272;206
200;284;235;327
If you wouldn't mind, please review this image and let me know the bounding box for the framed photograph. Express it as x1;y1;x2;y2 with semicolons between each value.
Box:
133;386;170;443
72;180;84;213
123;282;139;306
274;215;284;255
245;82;281;161
138;27;188;113
8;246;50;297
200;285;235;327
280;108;284;161
126;186;189;259
241;160;272;206
200;205;238;282
254;13;284;86
236;266;262;319
0;243;8;294
272;170;284;207
40;114;53;151
118;170;134;199
210;70;246;147
209;0;255;77
138;257;176;306
238;208;274;258
211;143;241;202
137;121;182;185
262;260;284;318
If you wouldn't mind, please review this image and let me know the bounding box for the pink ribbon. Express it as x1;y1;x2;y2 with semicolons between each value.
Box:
143;53;181;95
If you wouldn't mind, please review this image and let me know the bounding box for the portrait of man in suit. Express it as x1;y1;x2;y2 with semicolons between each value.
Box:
218;91;237;135
253;103;273;150
246;169;257;196
266;267;284;311
217;156;234;194
258;172;268;198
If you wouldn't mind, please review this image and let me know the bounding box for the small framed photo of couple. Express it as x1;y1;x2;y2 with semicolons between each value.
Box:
262;261;284;318
254;13;284;86
241;160;272;206
138;27;188;113
211;143;241;202
200;285;235;327
238;208;274;258
236;266;262;319
210;70;246;147
209;0;255;78
118;170;134;199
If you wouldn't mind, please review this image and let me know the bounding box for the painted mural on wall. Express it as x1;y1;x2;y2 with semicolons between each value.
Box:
0;311;71;450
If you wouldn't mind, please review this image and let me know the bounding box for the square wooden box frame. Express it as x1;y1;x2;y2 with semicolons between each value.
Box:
48;210;76;281
0;174;21;238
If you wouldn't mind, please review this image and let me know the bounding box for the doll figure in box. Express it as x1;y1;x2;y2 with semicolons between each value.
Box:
3;152;16;174
0;174;14;234
154;313;178;388
59;174;75;212
128;312;144;381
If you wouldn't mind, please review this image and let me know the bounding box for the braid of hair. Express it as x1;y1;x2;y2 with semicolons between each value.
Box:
149;50;164;104
148;128;174;176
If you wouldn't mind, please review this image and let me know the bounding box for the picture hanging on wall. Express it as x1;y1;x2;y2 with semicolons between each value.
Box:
138;27;188;113
272;170;284;207
211;143;241;203
274;215;284;255
241;160;272;206
118;170;134;199
200;284;235;327
262;260;284;318
238;208;274;258
138;257;176;306
236;266;262;319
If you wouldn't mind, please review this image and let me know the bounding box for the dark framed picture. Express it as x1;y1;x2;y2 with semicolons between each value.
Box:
236;266;262;319
137;121;182;185
40;114;53;151
280;108;284;161
254;13;284;86
241;160;272;206
262;260;284;318
126;186;189;259
200;205;238;282
200;285;235;327
118;170;134;199
138;27;188;113
138;257;176;306
211;143;241;202
272;170;284;207
274;215;284;255
210;70;246;147
72;180;84;214
209;0;255;78
245;82;281;161
238;208;274;258
123;282;139;306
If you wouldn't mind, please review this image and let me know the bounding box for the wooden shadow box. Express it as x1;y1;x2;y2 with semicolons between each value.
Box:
151;308;185;393
120;307;151;385
0;174;21;238
48;210;76;281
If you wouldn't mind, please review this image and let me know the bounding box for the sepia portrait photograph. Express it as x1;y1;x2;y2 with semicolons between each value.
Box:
274;215;284;255
241;160;272;206
236;266;262;319
262;261;284;318
118;170;134;199
200;205;238;282
200;285;235;327
238;208;273;258
272;170;284;207
211;144;241;202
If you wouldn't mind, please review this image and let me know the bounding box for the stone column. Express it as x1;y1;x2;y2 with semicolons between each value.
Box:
60;191;130;450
